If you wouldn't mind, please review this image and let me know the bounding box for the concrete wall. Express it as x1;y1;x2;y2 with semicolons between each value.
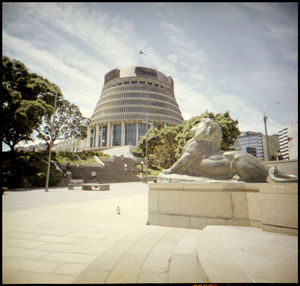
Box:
148;182;298;235
264;160;298;176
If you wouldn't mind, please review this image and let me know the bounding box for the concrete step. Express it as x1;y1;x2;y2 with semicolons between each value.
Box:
73;227;210;284
195;226;298;283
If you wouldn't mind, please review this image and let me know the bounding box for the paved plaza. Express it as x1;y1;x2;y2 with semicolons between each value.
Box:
2;182;298;283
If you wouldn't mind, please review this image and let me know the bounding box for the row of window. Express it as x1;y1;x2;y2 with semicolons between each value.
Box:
89;122;153;148
98;92;179;108
96;99;181;114
104;80;168;90
91;113;182;126
93;106;181;120
102;84;174;97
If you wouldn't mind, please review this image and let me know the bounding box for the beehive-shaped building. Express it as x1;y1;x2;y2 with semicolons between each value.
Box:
88;66;184;149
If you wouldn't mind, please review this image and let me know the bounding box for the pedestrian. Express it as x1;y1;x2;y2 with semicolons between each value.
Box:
66;162;71;172
116;206;121;215
274;150;279;160
277;150;283;160
91;170;96;180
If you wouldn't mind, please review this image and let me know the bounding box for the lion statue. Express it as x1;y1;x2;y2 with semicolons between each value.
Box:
161;118;297;183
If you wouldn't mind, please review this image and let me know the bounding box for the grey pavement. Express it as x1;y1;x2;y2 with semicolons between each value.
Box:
2;182;298;283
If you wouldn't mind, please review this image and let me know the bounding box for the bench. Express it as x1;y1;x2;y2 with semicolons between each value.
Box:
68;179;84;190
82;184;110;191
68;182;110;191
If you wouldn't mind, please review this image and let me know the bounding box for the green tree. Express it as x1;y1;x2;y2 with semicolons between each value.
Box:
175;111;240;159
134;111;240;169
36;98;90;150
2;56;62;152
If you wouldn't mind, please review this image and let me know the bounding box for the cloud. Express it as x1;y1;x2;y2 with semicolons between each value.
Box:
3;2;297;136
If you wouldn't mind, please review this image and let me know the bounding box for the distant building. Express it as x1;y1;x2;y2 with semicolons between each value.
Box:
235;132;267;160
278;122;298;160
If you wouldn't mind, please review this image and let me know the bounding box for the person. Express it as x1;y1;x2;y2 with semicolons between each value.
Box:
277;150;283;160
91;170;96;179
274;150;279;160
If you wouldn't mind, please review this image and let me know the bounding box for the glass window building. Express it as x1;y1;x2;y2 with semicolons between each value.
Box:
88;66;184;149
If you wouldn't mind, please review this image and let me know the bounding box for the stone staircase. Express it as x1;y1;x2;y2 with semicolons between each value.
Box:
67;157;142;184
73;226;209;283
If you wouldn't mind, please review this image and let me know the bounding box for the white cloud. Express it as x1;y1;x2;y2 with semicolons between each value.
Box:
3;2;297;137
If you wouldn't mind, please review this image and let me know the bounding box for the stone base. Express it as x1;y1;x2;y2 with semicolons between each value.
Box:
148;182;298;235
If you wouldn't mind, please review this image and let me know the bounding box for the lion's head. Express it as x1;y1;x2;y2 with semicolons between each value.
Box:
191;118;223;149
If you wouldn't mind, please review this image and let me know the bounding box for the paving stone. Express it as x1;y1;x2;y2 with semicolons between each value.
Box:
197;252;253;283
2;183;298;284
3;270;76;284
228;252;278;276
3;238;44;249
72;270;110;283
169;254;208;283
3;247;50;259
105;254;147;283
2;268;20;281
35;234;77;243
137;271;169;283
251;261;298;283
42;252;97;264
85;241;135;271
3;257;62;273
141;241;177;272
173;235;198;255
52;262;88;275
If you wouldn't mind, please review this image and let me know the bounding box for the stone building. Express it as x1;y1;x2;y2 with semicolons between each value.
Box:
87;66;183;150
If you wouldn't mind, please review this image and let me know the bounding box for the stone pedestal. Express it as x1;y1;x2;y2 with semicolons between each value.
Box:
148;181;298;235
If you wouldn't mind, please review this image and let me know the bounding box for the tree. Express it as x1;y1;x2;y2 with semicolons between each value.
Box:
133;111;241;169
175;111;240;159
36;98;90;150
2;56;62;152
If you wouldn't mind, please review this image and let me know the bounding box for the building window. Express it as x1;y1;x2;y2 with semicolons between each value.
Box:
125;124;136;145
246;147;257;157
102;126;107;147
90;129;94;148
98;126;102;147
112;124;121;146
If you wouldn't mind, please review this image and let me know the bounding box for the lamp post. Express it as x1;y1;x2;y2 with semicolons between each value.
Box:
145;114;149;178
263;113;270;161
263;102;280;161
45;88;58;192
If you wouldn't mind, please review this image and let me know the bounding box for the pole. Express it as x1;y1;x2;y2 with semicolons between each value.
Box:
45;88;58;192
263;115;270;161
146;114;148;178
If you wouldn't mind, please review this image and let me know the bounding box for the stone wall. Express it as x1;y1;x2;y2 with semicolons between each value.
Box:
148;182;298;235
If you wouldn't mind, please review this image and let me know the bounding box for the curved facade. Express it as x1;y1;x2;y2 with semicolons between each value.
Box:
88;66;183;149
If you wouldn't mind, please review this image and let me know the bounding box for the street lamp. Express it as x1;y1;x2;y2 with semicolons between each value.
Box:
263;102;280;161
145;114;149;178
263;113;270;161
45;88;58;192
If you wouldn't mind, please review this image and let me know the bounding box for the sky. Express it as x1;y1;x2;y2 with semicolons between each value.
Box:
2;2;298;150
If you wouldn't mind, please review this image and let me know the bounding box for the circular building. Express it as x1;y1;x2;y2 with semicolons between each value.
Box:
88;66;184;149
